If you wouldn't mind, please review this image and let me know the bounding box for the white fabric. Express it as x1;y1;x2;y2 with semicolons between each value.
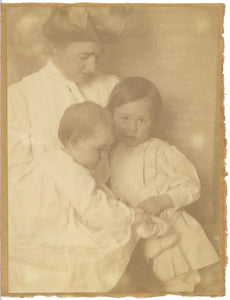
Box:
110;138;219;281
8;58;119;183
8;59;122;292
162;270;201;292
9;149;139;292
110;138;201;208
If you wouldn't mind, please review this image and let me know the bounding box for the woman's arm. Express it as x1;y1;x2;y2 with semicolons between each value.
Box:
8;84;33;171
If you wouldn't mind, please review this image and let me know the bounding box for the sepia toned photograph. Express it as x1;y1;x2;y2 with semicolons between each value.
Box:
1;3;226;297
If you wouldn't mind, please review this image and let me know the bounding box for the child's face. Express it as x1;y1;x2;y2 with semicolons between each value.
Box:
113;98;153;147
69;125;114;169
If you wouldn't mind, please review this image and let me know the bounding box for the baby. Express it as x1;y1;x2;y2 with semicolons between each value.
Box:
9;102;137;292
108;77;219;292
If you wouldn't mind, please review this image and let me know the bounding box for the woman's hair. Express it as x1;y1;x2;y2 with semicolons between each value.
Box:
108;77;162;119
43;7;132;45
58;102;114;147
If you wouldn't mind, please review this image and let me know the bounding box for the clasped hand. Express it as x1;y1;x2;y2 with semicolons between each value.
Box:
138;195;174;216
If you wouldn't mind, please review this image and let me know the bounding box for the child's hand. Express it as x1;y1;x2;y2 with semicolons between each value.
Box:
138;195;174;216
134;209;152;227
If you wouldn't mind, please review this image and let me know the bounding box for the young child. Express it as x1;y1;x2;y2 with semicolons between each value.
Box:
108;77;219;292
8;101;174;293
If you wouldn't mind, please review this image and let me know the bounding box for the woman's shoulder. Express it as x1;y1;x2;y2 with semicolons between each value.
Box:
8;58;60;91
8;65;46;96
79;72;120;107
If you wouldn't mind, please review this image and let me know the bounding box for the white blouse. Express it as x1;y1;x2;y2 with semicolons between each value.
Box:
8;58;119;183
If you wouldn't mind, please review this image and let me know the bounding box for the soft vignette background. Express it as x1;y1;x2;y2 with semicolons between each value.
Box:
1;0;230;299
6;3;222;227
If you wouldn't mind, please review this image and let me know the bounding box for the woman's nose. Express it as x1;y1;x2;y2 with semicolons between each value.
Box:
85;55;96;73
99;151;105;159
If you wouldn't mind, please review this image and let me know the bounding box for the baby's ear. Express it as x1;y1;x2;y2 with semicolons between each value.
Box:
69;133;79;148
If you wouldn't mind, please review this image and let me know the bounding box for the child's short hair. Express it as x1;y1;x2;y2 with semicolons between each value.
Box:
58;102;114;147
108;77;162;118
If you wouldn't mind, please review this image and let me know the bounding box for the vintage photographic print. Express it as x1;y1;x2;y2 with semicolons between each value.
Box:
1;3;226;297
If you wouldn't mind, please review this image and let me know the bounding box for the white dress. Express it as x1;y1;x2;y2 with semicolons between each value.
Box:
8;58;119;183
9;149;139;292
8;59;120;292
109;138;219;281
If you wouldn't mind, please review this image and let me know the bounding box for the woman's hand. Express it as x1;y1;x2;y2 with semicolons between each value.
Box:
138;195;174;216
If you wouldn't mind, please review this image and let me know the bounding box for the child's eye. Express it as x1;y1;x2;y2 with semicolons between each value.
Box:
138;118;146;123
120;116;129;121
98;147;107;153
79;53;94;60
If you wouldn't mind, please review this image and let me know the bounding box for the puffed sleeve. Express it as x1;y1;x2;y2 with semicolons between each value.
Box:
79;73;120;107
55;169;135;232
157;143;201;209
8;84;33;169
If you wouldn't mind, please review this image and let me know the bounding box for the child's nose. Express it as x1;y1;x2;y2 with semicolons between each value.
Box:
128;120;138;132
85;55;96;73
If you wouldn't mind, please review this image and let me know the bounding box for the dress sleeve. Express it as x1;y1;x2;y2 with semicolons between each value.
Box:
79;73;120;107
8;84;33;169
55;169;135;232
157;143;201;209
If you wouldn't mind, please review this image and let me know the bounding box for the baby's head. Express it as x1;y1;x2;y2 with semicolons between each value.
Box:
108;77;162;147
58;102;114;168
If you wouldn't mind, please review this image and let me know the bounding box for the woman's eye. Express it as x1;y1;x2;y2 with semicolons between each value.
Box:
79;53;92;60
79;55;89;60
121;116;128;121
80;52;95;60
98;147;105;153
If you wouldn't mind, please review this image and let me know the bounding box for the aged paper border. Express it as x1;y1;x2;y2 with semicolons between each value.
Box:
1;2;226;297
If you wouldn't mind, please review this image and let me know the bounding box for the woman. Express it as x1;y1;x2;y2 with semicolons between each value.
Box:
8;7;136;293
8;7;132;183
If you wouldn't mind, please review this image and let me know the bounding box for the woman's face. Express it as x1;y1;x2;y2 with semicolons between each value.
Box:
113;98;154;147
52;41;102;83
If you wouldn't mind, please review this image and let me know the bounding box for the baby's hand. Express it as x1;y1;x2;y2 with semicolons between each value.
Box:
138;195;173;216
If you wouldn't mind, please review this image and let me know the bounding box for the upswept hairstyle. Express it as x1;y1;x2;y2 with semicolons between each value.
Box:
108;76;162;119
58;101;114;147
43;7;132;45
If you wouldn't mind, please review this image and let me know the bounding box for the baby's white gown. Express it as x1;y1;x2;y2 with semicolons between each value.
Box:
9;149;139;292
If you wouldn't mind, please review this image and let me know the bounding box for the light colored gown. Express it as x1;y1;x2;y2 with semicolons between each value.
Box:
9;149;139;292
8;58;120;292
110;138;219;284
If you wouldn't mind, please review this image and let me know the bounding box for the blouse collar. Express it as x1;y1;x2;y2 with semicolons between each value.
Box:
43;58;86;103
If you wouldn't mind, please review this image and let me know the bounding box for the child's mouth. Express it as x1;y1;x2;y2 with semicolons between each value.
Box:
125;135;136;140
